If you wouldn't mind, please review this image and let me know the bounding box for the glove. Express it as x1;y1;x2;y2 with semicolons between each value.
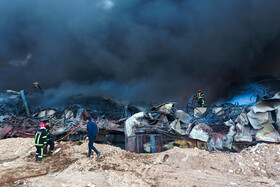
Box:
85;137;89;140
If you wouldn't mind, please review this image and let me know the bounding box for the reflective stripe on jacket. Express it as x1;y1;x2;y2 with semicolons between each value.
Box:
34;128;47;146
197;93;205;99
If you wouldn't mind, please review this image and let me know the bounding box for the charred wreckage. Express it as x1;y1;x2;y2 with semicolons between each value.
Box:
1;89;280;153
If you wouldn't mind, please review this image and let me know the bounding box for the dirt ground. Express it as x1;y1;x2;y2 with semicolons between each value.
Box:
0;138;280;187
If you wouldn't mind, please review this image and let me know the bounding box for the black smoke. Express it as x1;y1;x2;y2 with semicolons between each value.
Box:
1;0;280;105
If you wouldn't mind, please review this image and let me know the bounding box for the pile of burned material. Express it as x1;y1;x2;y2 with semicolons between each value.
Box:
205;92;280;152
124;93;280;153
0;105;90;140
0;90;140;141
0;90;27;116
189;102;243;124
124;102;217;153
2;89;280;154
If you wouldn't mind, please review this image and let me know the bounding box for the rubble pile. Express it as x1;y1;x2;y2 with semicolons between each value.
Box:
1;89;280;153
186;103;242;124
0;90;139;140
0;115;39;139
0;90;26;116
124;92;280;152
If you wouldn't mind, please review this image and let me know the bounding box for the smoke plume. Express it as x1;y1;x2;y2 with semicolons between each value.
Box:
1;0;280;105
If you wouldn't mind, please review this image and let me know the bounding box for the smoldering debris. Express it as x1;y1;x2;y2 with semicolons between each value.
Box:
0;91;139;141
123;92;280;153
1;90;280;153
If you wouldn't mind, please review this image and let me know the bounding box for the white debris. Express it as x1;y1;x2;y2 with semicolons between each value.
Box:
229;182;238;186
254;162;259;166
54;148;62;154
2;162;9;167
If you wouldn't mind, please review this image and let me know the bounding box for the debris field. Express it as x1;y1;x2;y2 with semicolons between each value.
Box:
1;90;280;186
2;90;280;154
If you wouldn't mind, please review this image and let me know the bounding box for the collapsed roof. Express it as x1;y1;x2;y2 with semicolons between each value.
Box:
1;90;280;153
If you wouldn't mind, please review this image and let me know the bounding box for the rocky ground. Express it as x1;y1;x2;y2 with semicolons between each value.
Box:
0;138;280;187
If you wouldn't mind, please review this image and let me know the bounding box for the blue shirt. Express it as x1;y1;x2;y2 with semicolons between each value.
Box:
87;120;98;137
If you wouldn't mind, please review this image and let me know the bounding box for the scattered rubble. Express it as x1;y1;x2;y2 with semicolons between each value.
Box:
123;92;280;153
1;89;280;186
0;91;139;142
1;90;280;154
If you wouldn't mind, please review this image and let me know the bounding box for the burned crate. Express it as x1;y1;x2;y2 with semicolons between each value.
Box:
125;134;163;153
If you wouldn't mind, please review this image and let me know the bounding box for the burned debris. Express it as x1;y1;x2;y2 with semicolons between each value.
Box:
1;89;280;154
0;91;138;143
124;93;280;153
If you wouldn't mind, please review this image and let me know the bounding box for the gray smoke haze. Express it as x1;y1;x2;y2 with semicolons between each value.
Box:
1;0;280;105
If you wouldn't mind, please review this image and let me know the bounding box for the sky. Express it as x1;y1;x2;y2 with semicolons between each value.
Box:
1;0;280;105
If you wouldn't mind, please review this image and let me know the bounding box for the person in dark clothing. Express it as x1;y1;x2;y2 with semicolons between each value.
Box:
42;120;55;156
34;123;48;162
85;116;101;159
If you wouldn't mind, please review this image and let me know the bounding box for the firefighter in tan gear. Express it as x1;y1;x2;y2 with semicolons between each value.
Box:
197;89;205;107
34;123;48;162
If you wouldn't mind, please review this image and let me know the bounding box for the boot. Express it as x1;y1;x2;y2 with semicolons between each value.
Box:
87;151;91;158
96;152;101;159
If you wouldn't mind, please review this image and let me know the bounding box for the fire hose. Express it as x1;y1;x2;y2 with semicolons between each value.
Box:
186;96;197;106
0;170;49;185
0;123;84;185
0;144;71;185
55;123;84;142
